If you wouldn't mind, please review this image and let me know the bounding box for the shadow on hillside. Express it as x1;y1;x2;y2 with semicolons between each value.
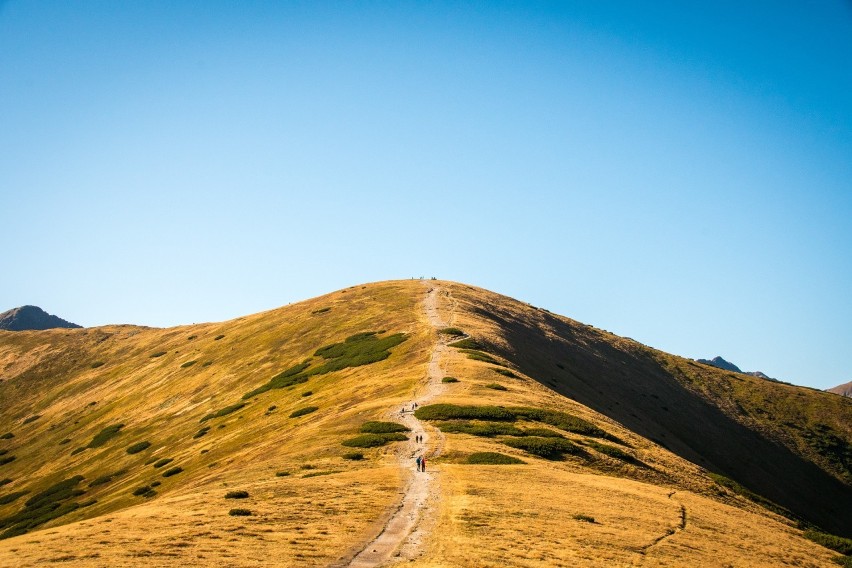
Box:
475;305;852;538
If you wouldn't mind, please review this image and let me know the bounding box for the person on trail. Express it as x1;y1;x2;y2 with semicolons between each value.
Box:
415;456;422;472
421;456;427;472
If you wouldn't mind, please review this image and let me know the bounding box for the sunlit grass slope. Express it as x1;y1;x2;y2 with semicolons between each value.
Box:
0;280;849;567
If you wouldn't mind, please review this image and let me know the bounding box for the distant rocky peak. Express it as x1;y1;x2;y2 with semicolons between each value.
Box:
0;305;82;331
697;356;742;373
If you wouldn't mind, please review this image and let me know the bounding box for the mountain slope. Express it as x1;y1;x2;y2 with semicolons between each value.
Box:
829;381;852;398
0;306;81;331
0;280;849;567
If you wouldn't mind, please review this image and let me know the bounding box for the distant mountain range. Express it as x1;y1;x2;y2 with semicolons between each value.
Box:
828;381;852;398
696;355;776;381
0;305;81;331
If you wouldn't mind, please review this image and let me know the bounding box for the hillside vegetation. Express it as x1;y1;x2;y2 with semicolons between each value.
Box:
0;280;849;567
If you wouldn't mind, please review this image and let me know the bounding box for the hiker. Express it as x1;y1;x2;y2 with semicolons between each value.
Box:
415;456;422;472
421;456;427;472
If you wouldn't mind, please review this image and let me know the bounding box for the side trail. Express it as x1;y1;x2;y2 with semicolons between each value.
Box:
346;283;452;567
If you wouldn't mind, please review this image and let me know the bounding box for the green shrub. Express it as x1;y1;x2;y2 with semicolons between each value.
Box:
509;407;609;438
437;421;524;437
214;334;225;340
126;441;151;455
573;514;596;523
267;405;277;412
193;426;211;439
415;404;515;422
132;485;156;497
485;383;508;391
359;421;410;434
70;447;85;456
150;481;161;487
275;471;290;477
461;350;501;364
89;474;117;487
441;377;459;383
202;361;213;367
803;530;852;555
585;441;635;462
343;452;364;460
301;391;313;397
0;479;10;487
302;470;338;478
342;433;408;448
0;434;12;440
200;403;246;422
504;437;583;460
224;490;249;499
150;351;167;358
0;477;85;539
311;307;331;314
289;406;318;418
25;476;85;509
153;458;173;469
449;338;486;351
181;360;197;368
0;457;14;466
493;368;518;378
87;424;124;448
22;415;40;425
162;467;183;477
438;327;465;336
466;452;525;465
0;491;27;505
229;508;251;516
312;332;408;373
90;361;105;369
523;428;563;438
59;438;71;445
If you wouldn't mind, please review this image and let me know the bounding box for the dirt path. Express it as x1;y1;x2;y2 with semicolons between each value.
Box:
347;283;450;567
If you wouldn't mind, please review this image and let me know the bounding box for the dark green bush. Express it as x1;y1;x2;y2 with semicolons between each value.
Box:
509;407;609;438
449;338;486;351
90;361;105;369
275;471;290;477
504;437;583;460
523;428;563;438
573;514;596;523
200;403;246;422
289;406;318;418
181;360;197;368
415;404;515;422
214;334;225;340
22;415;40;425
0;434;12;440
150;351;167;358
89;473;118;487
126;441;151;455
193;426;211;439
0;457;14;466
466;452;525;465
150;481;161;487
803;530;852;556
87;424;124;448
441;377;459;383
70;447;85;456
343;452;364;460
311;307;331;314
0;491;27;505
202;361;213;367
162;467;183;477
585;441;635;462
267;405;277;412
0;477;84;538
301;391;313;397
312;332;408;374
59;438;71;445
438;327;465;336
461;350;501;364
132;485;156;497
224;490;249;499
302;470;338;478
493;369;518;378
437;421;524;438
0;479;11;487
485;383;508;391
341;433;408;448
229;508;251;516
25;476;85;509
359;421;410;434
153;458;173;469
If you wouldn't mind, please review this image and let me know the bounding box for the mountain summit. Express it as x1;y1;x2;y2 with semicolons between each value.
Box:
0;280;849;566
0;305;81;331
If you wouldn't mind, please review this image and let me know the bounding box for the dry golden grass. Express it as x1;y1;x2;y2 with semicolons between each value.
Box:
0;280;848;567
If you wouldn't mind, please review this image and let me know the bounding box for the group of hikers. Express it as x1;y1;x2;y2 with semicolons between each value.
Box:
415;454;427;472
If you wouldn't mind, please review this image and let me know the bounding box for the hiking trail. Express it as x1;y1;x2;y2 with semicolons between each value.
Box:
345;283;451;567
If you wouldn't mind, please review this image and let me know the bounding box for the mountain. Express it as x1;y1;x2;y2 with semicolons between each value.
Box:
697;355;742;373
0;306;81;331
0;280;849;567
828;381;852;398
697;355;777;381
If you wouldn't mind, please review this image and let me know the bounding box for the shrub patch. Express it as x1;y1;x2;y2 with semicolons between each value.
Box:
0;491;27;505
343;452;364;460
504;437;583;460
153;458;173;469
181;360;197;368
87;424;124;448
485;383;508;391
193;427;211;439
438;327;465;337
22;415;40;425
359;421;409;434
441;377;459;383
415;404;515;422
229;508;251;516
467;452;525;465
162;467;183;477
289;406;319;418
126;441;152;455
200;403;246;422
150;351;167;358
0;476;85;539
342;433;408;448
225;490;249;499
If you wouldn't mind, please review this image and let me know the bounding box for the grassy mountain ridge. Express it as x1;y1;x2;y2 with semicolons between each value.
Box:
0;280;849;566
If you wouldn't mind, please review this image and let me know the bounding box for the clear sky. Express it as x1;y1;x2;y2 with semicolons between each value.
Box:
1;1;850;389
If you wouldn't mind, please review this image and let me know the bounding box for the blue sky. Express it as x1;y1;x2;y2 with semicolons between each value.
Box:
1;1;850;389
